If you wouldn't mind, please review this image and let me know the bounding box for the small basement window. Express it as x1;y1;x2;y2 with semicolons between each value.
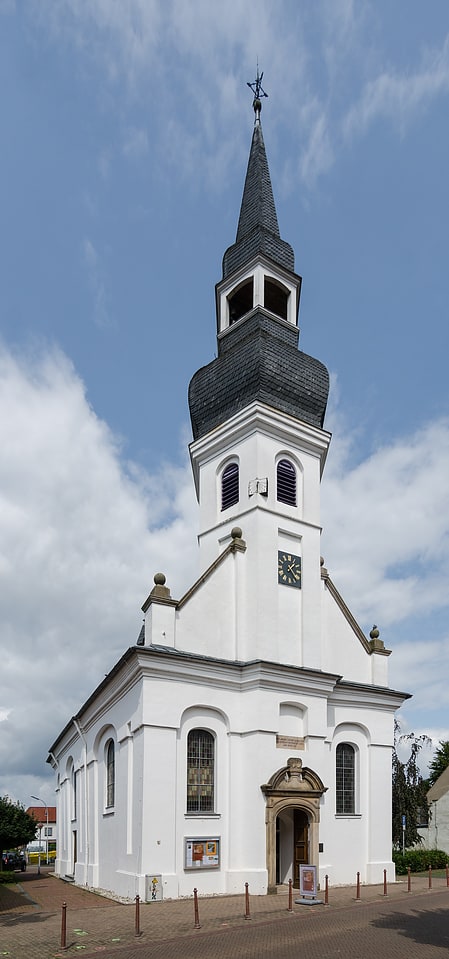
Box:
228;279;253;325
264;277;288;321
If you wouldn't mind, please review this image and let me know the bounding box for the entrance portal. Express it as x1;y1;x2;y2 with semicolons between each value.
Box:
261;757;327;893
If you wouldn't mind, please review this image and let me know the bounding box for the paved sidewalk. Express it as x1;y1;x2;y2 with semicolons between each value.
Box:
0;866;447;959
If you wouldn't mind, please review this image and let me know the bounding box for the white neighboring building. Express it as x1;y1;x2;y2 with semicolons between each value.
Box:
418;767;449;853
47;93;409;901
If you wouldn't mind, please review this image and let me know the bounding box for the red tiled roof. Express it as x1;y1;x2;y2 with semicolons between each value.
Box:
26;806;57;823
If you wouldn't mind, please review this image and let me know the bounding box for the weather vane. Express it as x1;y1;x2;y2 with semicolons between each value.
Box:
247;64;268;120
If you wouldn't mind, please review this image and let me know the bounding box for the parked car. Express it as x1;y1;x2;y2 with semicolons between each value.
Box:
2;851;26;871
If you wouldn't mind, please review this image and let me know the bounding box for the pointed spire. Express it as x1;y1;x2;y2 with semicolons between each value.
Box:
222;76;294;279
235;121;280;245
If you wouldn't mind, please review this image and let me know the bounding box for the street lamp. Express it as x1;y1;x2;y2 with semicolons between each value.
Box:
31;796;48;872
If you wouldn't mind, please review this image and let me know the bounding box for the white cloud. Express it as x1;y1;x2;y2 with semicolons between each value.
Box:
343;33;449;139
322;415;449;628
299;109;334;186
23;1;449;193
0;344;198;802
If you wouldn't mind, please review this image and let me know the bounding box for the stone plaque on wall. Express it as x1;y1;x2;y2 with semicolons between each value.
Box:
276;735;305;750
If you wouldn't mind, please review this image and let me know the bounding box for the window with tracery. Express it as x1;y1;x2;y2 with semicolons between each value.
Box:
187;730;215;813
106;739;115;809
336;743;355;814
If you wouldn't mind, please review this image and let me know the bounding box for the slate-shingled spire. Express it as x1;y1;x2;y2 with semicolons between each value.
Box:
223;98;294;278
188;90;329;442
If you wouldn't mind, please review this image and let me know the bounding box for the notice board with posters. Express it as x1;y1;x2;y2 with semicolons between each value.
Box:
299;864;317;898
184;838;220;870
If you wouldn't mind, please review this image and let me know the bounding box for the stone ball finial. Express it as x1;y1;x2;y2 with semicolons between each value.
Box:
231;527;243;540
154;572;166;586
370;625;380;640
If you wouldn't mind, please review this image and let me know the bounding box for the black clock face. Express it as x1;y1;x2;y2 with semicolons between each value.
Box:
278;551;302;588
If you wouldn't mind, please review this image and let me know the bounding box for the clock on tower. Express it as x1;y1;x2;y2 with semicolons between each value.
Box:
277;551;302;588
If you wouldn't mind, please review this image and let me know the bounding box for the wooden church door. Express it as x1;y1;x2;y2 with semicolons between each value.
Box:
293;809;309;887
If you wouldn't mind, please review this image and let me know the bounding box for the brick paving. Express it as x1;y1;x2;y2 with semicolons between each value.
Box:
1;865;449;958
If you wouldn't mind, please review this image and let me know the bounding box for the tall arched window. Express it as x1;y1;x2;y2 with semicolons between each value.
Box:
187;730;215;813
106;740;115;809
221;462;239;511
277;459;296;506
71;765;77;821
336;743;355;814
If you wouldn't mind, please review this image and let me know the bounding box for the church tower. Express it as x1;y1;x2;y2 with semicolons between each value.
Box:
188;89;330;669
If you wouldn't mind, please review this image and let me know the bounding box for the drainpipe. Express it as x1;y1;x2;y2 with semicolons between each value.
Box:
48;751;60;871
73;719;89;886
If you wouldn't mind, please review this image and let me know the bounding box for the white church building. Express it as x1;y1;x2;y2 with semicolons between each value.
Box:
48;89;409;901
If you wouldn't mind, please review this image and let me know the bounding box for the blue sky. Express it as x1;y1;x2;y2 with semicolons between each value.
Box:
1;0;449;805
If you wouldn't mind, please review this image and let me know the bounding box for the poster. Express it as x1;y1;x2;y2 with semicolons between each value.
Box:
185;837;220;870
299;864;317;898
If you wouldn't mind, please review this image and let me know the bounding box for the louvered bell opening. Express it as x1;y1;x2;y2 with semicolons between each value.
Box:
277;459;296;506
221;462;239;511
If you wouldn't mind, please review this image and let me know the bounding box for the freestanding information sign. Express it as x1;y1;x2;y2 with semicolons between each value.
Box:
295;865;323;906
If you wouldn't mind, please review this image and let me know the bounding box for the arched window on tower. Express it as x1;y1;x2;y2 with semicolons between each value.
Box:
105;739;115;809
277;459;296;506
221;462;239;511
228;278;253;325
264;277;289;321
336;743;355;814
187;729;215;813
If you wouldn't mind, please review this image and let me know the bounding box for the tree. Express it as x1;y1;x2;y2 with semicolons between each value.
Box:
0;796;37;866
428;740;449;787
392;721;431;849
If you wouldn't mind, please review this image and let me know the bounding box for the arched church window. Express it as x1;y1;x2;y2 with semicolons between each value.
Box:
187;729;214;813
72;766;77;821
221;462;239;511
336;743;355;814
106;739;115;809
264;277;288;321
228;278;253;325
277;459;296;506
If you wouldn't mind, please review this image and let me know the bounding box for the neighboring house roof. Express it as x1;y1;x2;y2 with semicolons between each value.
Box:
427;765;449;803
26;806;57;823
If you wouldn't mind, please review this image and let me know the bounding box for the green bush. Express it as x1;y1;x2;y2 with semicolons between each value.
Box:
393;848;449;874
0;871;15;884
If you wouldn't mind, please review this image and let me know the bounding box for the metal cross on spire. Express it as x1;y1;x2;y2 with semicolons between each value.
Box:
247;65;268;121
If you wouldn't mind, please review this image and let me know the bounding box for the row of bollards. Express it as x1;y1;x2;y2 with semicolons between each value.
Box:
58;864;449;947
353;863;449;901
